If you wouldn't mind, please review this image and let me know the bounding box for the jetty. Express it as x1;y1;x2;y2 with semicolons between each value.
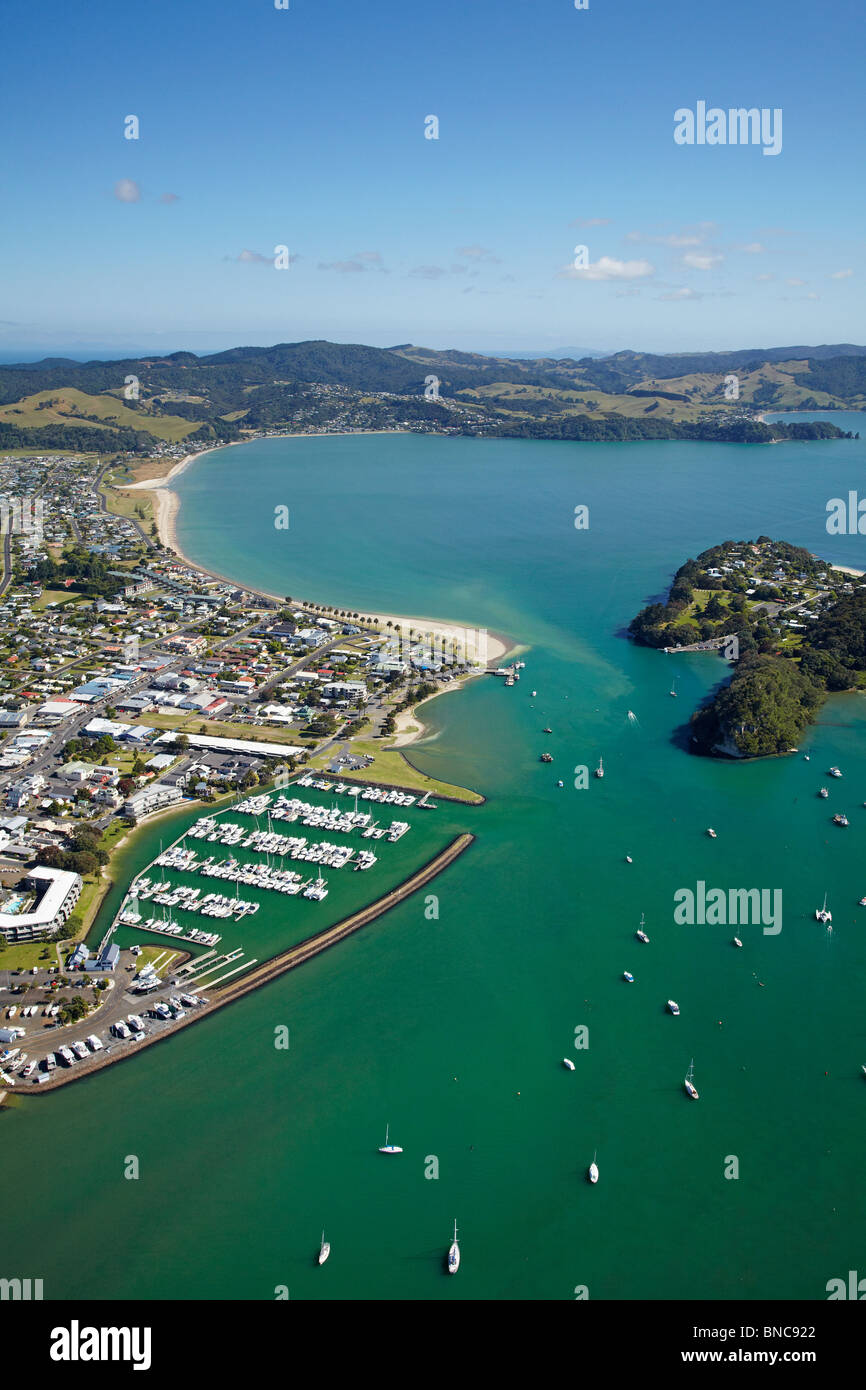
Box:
17;832;475;1093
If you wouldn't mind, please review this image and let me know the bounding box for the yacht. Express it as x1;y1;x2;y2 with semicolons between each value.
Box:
733;937;743;948
543;727;552;734
588;1152;599;1184
667;1000;680;1016
562;1057;575;1071
625;854;633;863
815;893;832;925
859;897;866;907
833;813;849;827
669;677;677;697
819;787;829;798
829;767;843;777
378;1124;403;1154
530;690;537;697
684;1059;699;1100
706;828;717;838
318;1231;330;1265
447;1220;460;1274
636;913;650;944
623;971;634;983
594;757;604;779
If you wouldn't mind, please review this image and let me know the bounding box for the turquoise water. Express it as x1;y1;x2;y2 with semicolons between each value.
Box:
4;423;866;1301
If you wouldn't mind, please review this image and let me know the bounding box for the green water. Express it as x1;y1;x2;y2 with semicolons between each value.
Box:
4;425;866;1301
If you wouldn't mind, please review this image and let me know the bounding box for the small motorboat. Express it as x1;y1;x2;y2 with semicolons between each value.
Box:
543;727;552;734
667;1000;680;1016
859;897;866;907
557;780;564;787
530;690;537;697
587;1151;599;1184
625;854;633;863
540;752;553;763
623;971;634;982
819;788;829;798
804;755;810;761
733;937;743;948
562;1057;575;1071
706;828;717;838
829;767;843;777
833;813;849;827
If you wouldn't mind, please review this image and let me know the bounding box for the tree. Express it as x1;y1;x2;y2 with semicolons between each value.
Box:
176;735;190;751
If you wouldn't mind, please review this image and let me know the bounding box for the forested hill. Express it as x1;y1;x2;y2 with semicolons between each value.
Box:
629;538;866;759
0;339;863;453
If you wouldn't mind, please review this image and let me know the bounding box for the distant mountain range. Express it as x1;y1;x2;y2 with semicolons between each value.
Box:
0;339;862;455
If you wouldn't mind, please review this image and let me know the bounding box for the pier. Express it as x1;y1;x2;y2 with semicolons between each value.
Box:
16;832;475;1093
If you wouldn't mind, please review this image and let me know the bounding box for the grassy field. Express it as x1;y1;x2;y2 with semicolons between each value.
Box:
0;388;198;442
101;485;154;527
32;588;82;610
0;940;55;971
308;738;484;804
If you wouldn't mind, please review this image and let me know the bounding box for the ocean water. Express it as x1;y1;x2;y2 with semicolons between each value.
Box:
4;423;866;1301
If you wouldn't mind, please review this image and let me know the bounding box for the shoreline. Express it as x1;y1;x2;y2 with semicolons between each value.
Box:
114;439;515;669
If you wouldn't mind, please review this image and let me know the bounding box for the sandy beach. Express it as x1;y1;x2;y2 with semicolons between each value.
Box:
831;564;866;578
111;440;514;688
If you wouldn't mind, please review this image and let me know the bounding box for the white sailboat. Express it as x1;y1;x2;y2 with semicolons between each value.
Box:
684;1059;699;1100
588;1150;599;1184
378;1123;403;1154
594;756;604;779
669;676;677;697
636;912;650;943
447;1220;460;1274
318;1230;330;1265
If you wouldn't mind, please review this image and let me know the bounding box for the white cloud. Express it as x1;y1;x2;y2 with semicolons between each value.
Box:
831;268;853;279
570;217;611;228
658;287;701;301
114;179;140;203
561;256;654;281
786;277;806;287
737;243;766;254
409;265;448;279
682;252;723;271
455;245;501;263
628;231;702;247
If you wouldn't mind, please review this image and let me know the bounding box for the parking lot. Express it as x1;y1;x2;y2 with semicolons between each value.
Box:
0;947;209;1085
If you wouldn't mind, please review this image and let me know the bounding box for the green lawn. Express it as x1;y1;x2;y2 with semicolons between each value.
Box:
308;738;483;804
0;940;55;971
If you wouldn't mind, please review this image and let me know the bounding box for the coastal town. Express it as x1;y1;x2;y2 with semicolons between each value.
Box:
0;442;504;1089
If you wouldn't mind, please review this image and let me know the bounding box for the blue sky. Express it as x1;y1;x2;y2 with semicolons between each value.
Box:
1;0;864;359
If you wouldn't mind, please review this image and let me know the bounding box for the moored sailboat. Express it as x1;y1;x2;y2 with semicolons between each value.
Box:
684;1059;699;1100
318;1231;330;1265
447;1220;460;1274
378;1123;403;1154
